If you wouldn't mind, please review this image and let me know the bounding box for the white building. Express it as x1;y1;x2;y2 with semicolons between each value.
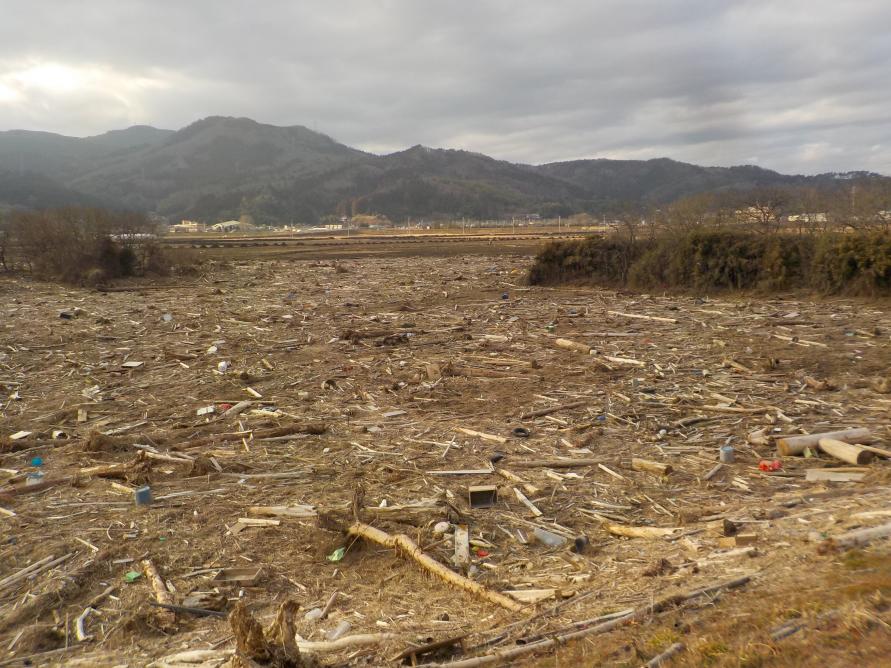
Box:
170;220;205;233
210;220;243;233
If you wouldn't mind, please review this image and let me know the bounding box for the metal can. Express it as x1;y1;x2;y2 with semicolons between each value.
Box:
719;445;735;464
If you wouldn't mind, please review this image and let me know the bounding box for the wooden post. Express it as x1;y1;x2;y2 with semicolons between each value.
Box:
777;428;872;456
817;438;875;465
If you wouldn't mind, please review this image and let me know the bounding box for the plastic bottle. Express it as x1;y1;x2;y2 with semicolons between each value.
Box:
326;621;351;641
533;527;567;547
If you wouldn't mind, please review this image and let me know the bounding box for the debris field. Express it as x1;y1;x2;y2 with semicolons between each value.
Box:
1;253;891;667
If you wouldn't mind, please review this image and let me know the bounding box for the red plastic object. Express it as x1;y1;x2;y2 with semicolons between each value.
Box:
759;460;782;472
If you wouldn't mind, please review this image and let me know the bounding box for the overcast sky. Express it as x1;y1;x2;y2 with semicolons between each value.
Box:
1;1;889;174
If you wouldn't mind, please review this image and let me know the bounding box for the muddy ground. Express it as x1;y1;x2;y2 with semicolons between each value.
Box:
1;245;890;667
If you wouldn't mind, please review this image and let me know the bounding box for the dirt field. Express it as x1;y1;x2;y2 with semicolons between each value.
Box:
2;244;891;667
161;229;589;262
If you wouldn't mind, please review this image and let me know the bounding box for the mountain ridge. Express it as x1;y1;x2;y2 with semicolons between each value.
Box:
0;116;884;223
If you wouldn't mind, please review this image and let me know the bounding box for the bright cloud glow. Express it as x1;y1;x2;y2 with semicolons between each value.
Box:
12;63;85;93
0;1;890;173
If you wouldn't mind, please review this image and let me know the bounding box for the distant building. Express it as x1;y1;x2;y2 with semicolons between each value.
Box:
170;220;205;233
787;213;828;224
210;220;256;233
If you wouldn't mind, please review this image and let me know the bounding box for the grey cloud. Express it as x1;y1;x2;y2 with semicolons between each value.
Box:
0;0;889;174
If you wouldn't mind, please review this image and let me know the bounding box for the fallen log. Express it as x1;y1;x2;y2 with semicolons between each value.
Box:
142;559;176;628
776;428;872;456
631;458;673;476
555;338;590;354
817;438;875;466
818;521;891;553
347;521;523;612
608;525;682;539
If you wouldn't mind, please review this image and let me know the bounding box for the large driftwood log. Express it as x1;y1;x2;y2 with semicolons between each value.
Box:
347;522;523;612
817;438;875;465
776;428;872;456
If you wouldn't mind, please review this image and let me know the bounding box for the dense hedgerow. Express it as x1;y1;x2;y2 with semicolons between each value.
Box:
529;229;891;295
